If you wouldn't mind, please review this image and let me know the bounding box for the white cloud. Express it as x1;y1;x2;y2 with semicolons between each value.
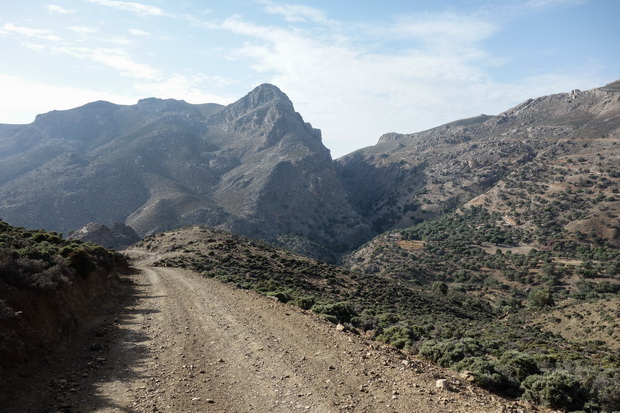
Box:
2;23;62;41
258;0;335;25
129;29;150;37
102;36;135;45
0;72;234;125
389;13;498;46
69;26;100;34
132;74;236;104
214;10;595;157
51;45;161;79
46;5;76;14
87;0;169;17
524;0;588;9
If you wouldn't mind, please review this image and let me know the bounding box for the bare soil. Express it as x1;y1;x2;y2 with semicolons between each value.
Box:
0;252;549;412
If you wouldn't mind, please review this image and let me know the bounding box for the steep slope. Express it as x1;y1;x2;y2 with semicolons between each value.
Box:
0;85;371;260
336;82;620;240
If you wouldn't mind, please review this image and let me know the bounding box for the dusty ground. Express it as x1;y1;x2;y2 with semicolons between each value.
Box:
0;251;550;412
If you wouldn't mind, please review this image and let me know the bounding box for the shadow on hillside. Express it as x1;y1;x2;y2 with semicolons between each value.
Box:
0;273;161;413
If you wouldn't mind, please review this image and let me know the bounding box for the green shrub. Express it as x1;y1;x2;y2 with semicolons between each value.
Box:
418;338;484;367
291;296;315;310
432;281;448;295
591;369;620;413
453;356;510;391
376;326;417;349
528;288;554;308
67;248;96;276
498;350;540;382
266;290;292;303
311;301;357;323
521;371;587;411
59;245;75;258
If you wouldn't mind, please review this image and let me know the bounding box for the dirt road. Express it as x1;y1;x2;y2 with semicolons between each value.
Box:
1;253;541;412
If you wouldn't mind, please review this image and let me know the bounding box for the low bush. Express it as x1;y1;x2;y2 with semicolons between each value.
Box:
67;248;97;276
291;296;315;310
590;369;620;413
311;301;357;323
418;338;484;367
497;350;540;383
453;356;510;391
521;371;587;411
376;325;417;349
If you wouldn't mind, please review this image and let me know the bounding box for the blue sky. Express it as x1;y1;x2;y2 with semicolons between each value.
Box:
1;0;618;157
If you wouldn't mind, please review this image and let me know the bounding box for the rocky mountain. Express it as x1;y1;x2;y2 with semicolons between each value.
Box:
337;81;620;241
0;84;371;260
0;81;618;260
2;80;619;412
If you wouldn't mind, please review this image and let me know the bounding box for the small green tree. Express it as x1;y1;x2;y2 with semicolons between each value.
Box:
528;288;554;308
432;281;448;295
498;350;539;382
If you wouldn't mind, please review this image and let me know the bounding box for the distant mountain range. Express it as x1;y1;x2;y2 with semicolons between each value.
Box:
0;81;619;260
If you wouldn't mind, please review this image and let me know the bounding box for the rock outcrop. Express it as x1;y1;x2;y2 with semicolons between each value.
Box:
69;222;141;250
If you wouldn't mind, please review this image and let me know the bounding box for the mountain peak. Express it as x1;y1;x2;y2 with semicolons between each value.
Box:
238;83;292;110
207;83;297;129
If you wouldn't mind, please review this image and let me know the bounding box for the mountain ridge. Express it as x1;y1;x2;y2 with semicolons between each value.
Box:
0;81;618;260
0;84;371;261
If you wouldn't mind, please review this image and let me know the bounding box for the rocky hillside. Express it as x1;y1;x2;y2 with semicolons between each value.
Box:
339;82;620;412
337;81;620;241
0;84;370;261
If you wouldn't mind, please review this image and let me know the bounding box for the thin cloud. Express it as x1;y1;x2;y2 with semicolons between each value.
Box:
258;0;335;25
0;73;135;123
214;8;597;157
46;5;76;14
69;26;100;34
525;0;588;9
52;45;161;80
2;23;62;41
132;73;236;104
87;0;170;17
390;13;498;46
129;29;150;37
